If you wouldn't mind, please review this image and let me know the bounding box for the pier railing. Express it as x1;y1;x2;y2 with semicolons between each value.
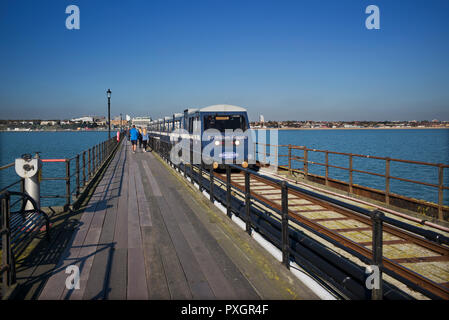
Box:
39;133;124;210
0;133;124;211
0;132;124;298
255;143;449;221
150;136;449;300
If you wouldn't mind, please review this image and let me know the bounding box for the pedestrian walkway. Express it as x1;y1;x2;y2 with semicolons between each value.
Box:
38;141;319;300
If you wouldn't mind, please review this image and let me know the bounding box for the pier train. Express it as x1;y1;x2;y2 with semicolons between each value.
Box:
146;104;257;170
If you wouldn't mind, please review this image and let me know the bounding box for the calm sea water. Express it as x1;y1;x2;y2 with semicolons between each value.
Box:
0;129;448;206
257;129;449;205
0;131;110;207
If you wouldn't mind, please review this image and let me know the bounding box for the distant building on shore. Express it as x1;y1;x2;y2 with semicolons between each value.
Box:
132;116;152;127
71;116;94;123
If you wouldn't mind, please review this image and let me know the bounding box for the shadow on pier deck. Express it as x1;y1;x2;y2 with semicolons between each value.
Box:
36;141;318;300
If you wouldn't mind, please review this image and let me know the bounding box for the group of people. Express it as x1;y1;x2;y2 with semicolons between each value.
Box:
128;125;149;154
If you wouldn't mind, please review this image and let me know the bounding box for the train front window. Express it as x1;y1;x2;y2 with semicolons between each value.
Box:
204;115;247;132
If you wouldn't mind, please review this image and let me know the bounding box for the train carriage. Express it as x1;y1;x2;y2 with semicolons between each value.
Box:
148;104;256;170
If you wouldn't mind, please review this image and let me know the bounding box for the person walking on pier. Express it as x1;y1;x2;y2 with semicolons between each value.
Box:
142;128;148;152
138;128;143;149
130;125;138;153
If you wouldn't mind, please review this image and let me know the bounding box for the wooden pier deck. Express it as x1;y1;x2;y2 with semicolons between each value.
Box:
38;141;318;300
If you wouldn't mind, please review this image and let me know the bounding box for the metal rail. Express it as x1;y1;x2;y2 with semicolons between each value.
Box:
220;171;449;299
255;143;449;220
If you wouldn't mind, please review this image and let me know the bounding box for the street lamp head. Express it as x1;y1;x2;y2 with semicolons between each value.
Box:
107;89;111;98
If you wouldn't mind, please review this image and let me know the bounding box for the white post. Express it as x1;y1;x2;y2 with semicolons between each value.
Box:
15;153;42;211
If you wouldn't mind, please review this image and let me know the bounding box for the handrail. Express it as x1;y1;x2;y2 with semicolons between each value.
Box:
0;132;124;210
255;142;448;220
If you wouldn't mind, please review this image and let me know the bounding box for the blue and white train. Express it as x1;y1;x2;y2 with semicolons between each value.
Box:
147;104;256;169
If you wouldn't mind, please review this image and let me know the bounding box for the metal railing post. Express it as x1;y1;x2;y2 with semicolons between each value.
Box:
304;148;308;178
20;178;25;212
288;144;292;176
209;165;214;202
245;170;252;235
190;163;194;185
371;210;384;300
226;165;232;218
281;181;289;268
349;154;353;194
91;146;95;174
263;144;266;164
385;158;390;205
76;154;80;197
325;151;329;186
82;151;86;186
1;193;15;295
88;148;91;178
199;162;203;192
96;144;99;170
65;159;71;209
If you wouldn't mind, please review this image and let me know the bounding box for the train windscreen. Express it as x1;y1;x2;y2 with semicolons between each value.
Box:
204;115;247;132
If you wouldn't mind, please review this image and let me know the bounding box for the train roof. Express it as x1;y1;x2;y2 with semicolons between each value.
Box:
199;104;247;112
185;108;199;115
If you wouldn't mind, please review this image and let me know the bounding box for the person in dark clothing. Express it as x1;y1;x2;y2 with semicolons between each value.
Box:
142;128;148;152
138;128;143;149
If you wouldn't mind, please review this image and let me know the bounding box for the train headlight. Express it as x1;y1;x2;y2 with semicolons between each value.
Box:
234;140;240;146
214;140;221;146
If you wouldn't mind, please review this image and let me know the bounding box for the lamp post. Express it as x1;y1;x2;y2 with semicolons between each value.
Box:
120;113;122;132
107;89;111;139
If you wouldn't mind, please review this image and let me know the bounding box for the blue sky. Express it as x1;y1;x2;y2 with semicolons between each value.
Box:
0;0;448;121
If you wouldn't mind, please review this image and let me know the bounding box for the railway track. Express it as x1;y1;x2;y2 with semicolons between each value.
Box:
207;169;449;299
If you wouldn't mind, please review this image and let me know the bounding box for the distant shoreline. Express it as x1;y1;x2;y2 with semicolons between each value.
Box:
1;127;448;132
0;129;112;132
252;127;449;130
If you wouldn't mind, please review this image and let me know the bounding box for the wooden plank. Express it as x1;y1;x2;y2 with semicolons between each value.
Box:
83;180;120;300
141;158;162;196
142;157;214;299
175;188;261;300
127;247;149;299
156;195;214;298
106;248;128;300
114;152;129;250
145;196;192;299
127;161;142;249
134;161;152;227
140;226;170;299
161;184;238;299
64;227;103;300
122;156;149;299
